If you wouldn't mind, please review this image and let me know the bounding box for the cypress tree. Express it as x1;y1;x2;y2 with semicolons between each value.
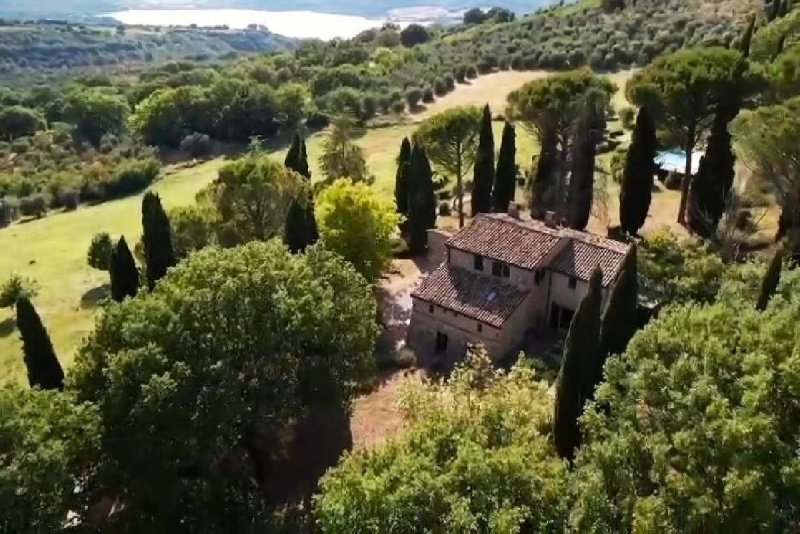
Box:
554;267;603;461
141;191;176;290
740;15;756;58
756;246;783;311
284;137;318;253
395;137;412;216
17;295;63;390
567;113;597;231
472;104;495;216
492;121;516;213
407;144;437;254
688;110;735;237
598;245;638;381
109;236;139;302
619;106;657;236
531;128;557;219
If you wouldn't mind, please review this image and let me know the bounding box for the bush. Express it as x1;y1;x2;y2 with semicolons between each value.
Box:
61;190;79;211
179;132;212;159
0;274;38;308
438;201;451;216
87;232;114;271
405;88;423;109
19;194;47;218
390;100;406;114
306;110;330;129
422;87;435;103
443;74;456;91
454;65;467;83
433;78;447;96
465;65;478;79
105;158;161;199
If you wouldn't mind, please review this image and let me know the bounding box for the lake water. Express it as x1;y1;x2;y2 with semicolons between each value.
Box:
106;9;394;40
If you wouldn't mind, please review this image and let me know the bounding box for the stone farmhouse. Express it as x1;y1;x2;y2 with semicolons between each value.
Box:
407;206;631;361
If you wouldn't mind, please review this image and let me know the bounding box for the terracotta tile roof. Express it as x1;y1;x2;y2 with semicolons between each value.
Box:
411;263;529;328
446;214;562;271
445;213;630;286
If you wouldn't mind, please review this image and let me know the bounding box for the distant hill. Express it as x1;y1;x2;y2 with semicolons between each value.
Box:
0;0;553;20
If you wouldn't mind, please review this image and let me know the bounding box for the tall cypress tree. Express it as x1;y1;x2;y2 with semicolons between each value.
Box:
619;107;657;236
757;246;783;311
740;15;756;58
141;191;176;290
17;295;63;390
554;267;603;461
407;144;437;254
567;110;598;231
284;137;318;253
598;245;638;382
530;128;557;219
472;104;495;216
491;121;516;213
109;236;139;302
395;137;412;216
688;110;735;237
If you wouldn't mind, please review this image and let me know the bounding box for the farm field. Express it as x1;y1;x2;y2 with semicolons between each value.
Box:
0;68;676;382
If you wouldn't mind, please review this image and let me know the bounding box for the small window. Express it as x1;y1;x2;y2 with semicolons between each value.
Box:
568;276;577;289
502;264;511;278
429;304;434;314
492;261;503;276
477;323;483;333
474;254;484;271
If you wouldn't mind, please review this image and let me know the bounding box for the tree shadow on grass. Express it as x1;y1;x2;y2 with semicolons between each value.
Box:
0;317;15;338
81;284;110;309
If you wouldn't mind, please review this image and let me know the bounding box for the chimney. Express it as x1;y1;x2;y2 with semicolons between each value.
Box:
507;201;521;219
544;211;556;227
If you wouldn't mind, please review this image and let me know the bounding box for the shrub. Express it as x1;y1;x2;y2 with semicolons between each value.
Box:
465;65;478;79
62;191;79;211
0;274;38;308
433;78;447;96
306;110;330;129
454;65;467;83
19;194;46;218
87;232;114;271
179;132;212;159
405;88;423;109
105;158;161;199
443;74;456;91
422;87;435;103
390;100;406;114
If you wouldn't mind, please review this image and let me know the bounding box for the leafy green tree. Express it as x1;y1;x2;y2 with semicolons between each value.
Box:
554;267;602;461
109;236;139;302
627;48;749;224
63;88;128;146
407;143;437;254
572;277;800;531
0;385;100;532
168;204;218;260
315;348;570;532
210;151;305;246
0;274;38;309
87;232;114;271
71;241;378;531
492;122;517;213
415;105;481;227
472;104;495;216
619;107;657;236
688;109;736;236
508;69;614;219
315;179;400;282
399;24;430;47
16;295;63;391
319;115;370;184
599;244;638;370
0;105;45;141
756;246;783;311
141;191;176;290
394;137;412;216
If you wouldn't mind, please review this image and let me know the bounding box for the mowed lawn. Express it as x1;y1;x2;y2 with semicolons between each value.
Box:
1;69;649;382
0;159;225;381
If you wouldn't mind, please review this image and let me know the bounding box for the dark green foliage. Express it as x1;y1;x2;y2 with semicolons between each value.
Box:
568;103;601;230
740;16;756;57
492;122;517;213
395;137;412;216
598;246;638;378
141;191;176;290
87;232;114;271
407;144;437;253
0;106;45;140
531;129;558;219
400;24;430;47
472;105;495;216
757;247;783;311
619;107;657;235
16;295;63;391
109;236;139;302
284;136;318;253
688;110;735;236
554;267;603;461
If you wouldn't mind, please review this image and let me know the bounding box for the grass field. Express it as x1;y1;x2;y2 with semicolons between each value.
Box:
0;69;647;382
0;159;225;381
